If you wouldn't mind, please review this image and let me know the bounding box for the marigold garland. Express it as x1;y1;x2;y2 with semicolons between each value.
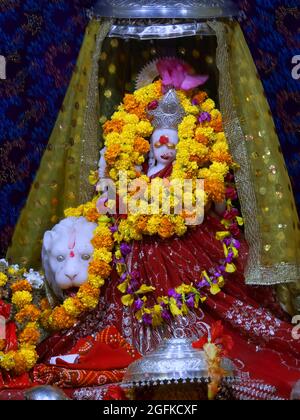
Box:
1;79;240;377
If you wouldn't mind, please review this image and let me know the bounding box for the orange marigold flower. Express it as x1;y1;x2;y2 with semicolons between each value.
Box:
88;260;112;278
210;116;223;132
103;119;125;134
12;352;27;376
49;307;76;331
105;144;121;165
19;324;40;345
15;304;41;323
0;339;6;351
136;215;149;232
11;280;32;293
92;234;114;250
124;94;147;119
78;283;99;298
157;217;175;239
195;133;209;145
153;80;163;97
209;151;233;165
193;91;208;105
85;207;100;223
134;137;150;154
190;154;209;164
39;309;52;329
205;179;225;203
40;298;50;311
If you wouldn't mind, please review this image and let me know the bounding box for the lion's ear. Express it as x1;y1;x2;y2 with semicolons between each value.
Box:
43;231;54;253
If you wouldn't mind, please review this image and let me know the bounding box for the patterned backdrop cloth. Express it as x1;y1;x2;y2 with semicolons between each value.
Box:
0;0;299;258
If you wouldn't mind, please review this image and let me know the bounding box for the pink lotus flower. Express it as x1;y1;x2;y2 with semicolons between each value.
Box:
157;58;208;91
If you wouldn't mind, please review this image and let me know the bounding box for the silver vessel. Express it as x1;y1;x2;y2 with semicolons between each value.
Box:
123;337;235;386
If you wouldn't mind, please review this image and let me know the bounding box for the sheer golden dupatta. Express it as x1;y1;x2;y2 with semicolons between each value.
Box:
209;21;300;296
7;19;112;268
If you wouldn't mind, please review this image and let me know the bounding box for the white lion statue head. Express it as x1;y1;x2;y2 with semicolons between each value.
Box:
42;217;97;299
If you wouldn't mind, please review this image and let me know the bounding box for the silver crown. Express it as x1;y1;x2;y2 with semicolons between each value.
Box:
148;89;185;129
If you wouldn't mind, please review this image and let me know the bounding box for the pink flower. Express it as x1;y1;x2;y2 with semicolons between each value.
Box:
157;58;208;91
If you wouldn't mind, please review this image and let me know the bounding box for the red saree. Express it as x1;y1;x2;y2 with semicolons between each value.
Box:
37;164;300;399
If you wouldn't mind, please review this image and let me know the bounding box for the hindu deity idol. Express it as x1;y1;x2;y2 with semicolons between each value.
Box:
33;58;300;400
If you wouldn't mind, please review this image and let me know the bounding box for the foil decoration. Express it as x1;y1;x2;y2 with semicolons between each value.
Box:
92;0;238;19
24;385;70;401
291;380;300;400
108;21;214;40
123;338;235;386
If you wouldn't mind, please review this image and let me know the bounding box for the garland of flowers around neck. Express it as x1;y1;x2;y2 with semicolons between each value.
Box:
0;81;241;375
95;81;235;239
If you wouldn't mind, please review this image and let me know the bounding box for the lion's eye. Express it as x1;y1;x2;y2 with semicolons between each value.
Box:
81;254;91;261
56;255;65;262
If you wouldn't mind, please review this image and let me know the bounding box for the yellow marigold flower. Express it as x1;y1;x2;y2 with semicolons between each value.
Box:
89;170;99;186
88;275;105;289
64;205;84;218
174;217;187;237
11;280;32;293
0;351;16;371
78;284;100;310
93;248;112;264
105;131;122;144
63;297;85;318
19;344;39;371
12;291;32;309
178;115;197;141
134;81;162;104
201;98;215;113
136;121;153;137
8;267;18;276
209;162;229;180
0;272;8;287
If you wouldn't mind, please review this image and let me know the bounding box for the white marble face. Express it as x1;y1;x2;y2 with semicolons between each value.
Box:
151;128;178;166
42;217;96;298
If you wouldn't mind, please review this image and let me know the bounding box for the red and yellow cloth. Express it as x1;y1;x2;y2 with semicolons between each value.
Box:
33;326;141;388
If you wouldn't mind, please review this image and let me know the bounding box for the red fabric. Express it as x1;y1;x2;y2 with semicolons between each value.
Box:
103;385;128;400
33;365;126;388
34;326;141;388
36;164;300;399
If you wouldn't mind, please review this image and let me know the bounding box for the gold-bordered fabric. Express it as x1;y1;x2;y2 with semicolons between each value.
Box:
209;20;300;285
